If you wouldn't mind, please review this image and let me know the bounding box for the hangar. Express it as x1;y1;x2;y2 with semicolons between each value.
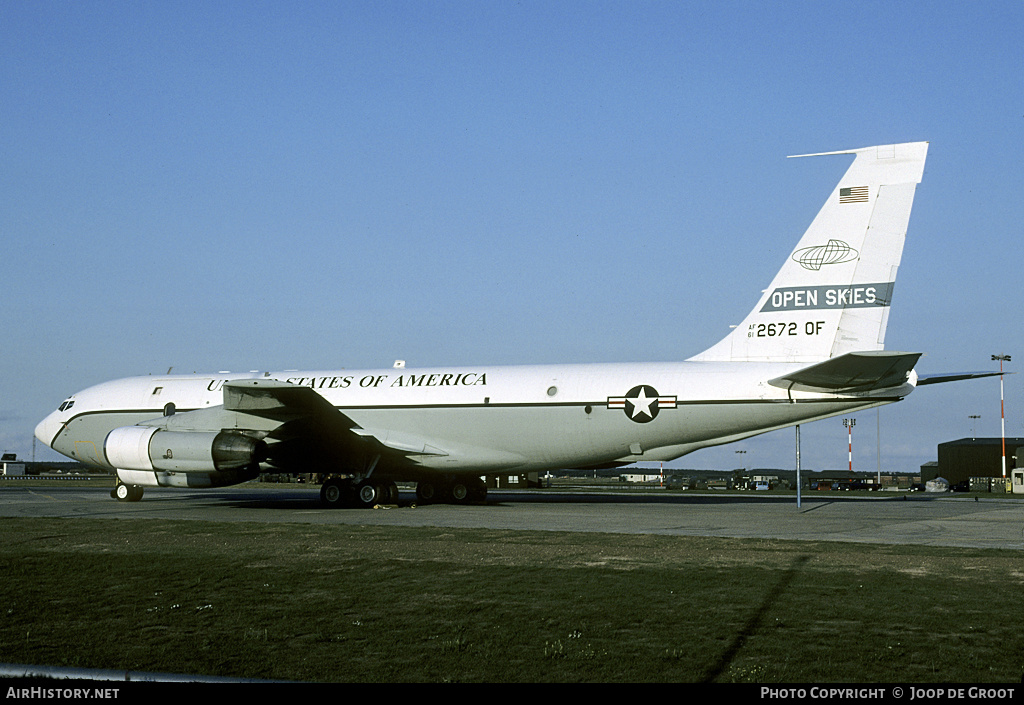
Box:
921;437;1023;489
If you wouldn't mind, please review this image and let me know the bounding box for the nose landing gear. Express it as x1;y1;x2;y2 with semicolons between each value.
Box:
112;481;143;502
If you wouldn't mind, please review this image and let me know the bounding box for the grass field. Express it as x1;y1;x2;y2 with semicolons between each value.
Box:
1;516;1021;683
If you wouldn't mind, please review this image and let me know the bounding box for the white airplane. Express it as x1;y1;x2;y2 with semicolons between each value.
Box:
34;141;996;506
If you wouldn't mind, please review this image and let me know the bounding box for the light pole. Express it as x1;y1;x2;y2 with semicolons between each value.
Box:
733;450;749;489
735;449;747;473
795;425;802;508
992;354;1011;478
876;409;882;489
843;418;856;473
968;415;981;440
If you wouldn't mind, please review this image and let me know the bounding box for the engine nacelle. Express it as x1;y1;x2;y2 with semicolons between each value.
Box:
105;426;267;473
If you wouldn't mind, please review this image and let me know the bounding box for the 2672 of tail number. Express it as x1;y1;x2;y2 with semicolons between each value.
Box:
750;321;826;337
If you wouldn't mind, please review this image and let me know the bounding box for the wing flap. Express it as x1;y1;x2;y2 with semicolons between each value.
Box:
352;428;449;457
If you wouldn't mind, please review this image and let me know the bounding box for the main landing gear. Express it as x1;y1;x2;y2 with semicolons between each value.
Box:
318;475;487;508
415;476;487;505
319;477;399;509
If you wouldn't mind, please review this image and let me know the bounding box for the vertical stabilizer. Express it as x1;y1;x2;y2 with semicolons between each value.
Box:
690;142;928;363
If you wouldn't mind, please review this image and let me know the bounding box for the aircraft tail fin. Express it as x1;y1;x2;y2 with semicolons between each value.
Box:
690;141;929;363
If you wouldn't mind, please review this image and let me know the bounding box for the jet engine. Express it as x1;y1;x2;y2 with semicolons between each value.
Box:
104;426;268;473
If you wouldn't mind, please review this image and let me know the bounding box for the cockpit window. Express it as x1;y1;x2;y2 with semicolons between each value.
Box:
58;400;75;412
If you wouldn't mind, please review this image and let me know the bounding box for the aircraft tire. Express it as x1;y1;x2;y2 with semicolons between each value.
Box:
381;481;399;505
415;481;438;504
355;480;380;508
115;483;143;502
320;478;351;508
469;480;488;503
449;482;470;504
448;476;489;504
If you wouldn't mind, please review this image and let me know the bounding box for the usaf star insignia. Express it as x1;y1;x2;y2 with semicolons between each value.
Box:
607;385;677;423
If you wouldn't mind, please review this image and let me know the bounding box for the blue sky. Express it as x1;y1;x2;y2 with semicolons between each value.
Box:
3;1;1021;473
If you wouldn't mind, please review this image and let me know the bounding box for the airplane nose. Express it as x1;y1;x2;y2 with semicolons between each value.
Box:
35;411;62;448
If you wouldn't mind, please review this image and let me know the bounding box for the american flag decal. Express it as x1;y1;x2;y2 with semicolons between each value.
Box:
839;186;869;203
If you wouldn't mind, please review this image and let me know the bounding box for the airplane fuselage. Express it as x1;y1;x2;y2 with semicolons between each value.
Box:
37;359;911;478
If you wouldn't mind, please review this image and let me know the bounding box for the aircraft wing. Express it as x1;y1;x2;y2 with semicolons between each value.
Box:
768;351;922;394
223;379;447;470
224;379;346;418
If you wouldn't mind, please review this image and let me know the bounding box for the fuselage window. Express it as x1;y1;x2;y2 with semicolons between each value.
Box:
163;403;176;417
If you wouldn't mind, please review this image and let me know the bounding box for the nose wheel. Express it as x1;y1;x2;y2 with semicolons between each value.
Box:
112;481;143;502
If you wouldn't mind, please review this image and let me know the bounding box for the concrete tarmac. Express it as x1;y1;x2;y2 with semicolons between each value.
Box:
2;483;1022;550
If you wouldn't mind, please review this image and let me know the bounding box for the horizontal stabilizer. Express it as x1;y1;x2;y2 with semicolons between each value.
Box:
917;371;1008;386
768;351;921;393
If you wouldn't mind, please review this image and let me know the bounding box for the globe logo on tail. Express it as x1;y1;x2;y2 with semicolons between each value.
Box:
792;239;858;271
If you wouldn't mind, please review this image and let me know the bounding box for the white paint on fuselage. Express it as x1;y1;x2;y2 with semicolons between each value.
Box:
35;360;910;476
